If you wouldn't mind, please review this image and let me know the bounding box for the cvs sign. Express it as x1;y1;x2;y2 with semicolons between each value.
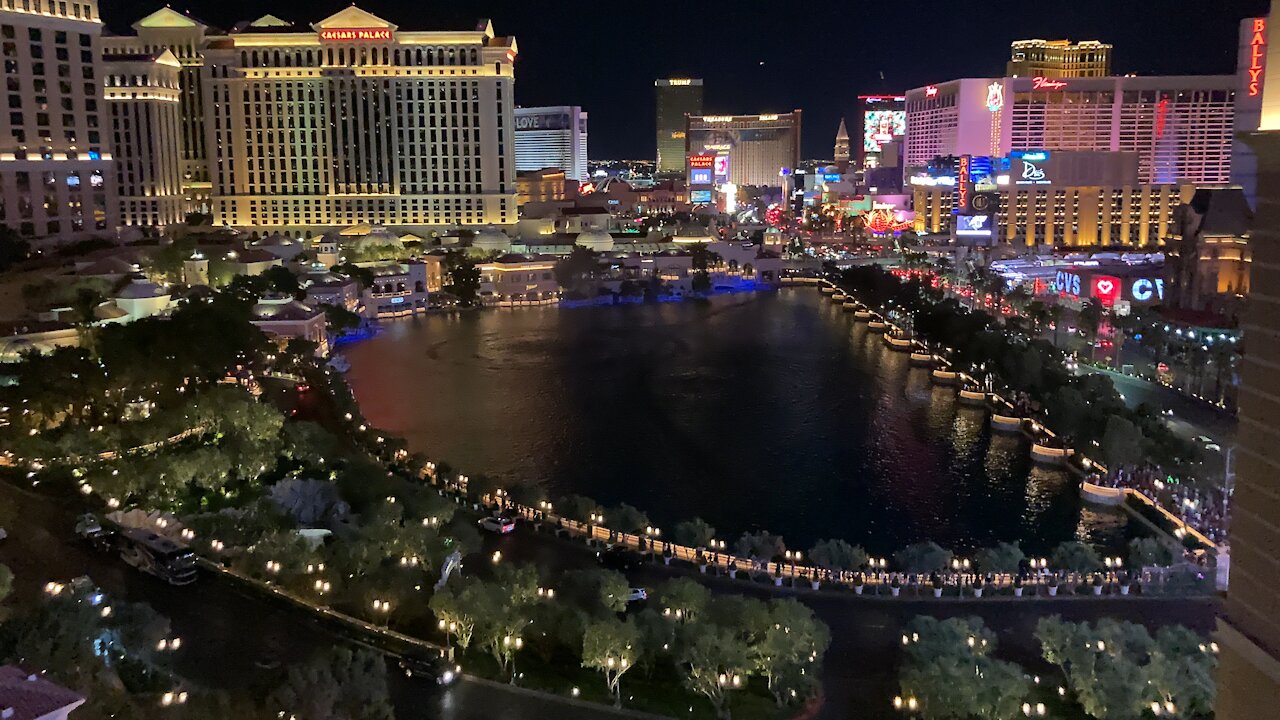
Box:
1055;270;1082;297
1130;278;1165;303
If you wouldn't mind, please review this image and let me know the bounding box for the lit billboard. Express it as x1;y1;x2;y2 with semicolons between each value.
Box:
863;110;905;152
955;214;992;237
690;168;713;185
690;190;713;204
713;155;731;182
689;154;715;169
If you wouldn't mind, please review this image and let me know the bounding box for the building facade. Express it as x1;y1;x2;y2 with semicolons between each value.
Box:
102;49;185;229
913;182;1192;246
655;78;702;173
1007;39;1112;78
104;7;216;214
904;75;1237;185
200;6;518;237
513;105;587;181
1217;131;1280;720
686;111;801;188
0;0;116;244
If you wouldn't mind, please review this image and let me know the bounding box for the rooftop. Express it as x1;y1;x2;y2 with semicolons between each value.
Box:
0;666;86;720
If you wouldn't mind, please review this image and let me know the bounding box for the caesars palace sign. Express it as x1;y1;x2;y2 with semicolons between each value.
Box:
319;28;394;41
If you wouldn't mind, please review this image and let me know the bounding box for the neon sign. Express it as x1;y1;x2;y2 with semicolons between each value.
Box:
1131;278;1165;302
688;154;715;169
1055;271;1082;296
1031;76;1068;90
318;28;392;41
1249;18;1267;97
1092;275;1121;306
1156;98;1170;138
957;155;970;211
985;82;1004;112
925;85;939;98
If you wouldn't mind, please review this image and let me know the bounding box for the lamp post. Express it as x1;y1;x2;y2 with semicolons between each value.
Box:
589;513;605;544
784;550;802;585
503;634;524;682
371;599;392;627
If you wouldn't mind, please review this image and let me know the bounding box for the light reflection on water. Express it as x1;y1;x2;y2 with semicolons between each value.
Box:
344;290;1132;553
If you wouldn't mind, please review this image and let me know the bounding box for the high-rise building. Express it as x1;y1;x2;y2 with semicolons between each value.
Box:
200;6;517;236
0;0;116;244
904;75;1237;185
103;7;217;215
102;49;185;229
860;95;905;169
513;105;588;181
655;78;702;173
1007;39;1112;78
833;118;850;168
686;111;801;188
1217;11;1280;709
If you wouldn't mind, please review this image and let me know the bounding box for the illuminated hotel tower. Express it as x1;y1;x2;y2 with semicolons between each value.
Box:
201;6;518;236
655;78;703;173
104;7;218;214
0;0;117;243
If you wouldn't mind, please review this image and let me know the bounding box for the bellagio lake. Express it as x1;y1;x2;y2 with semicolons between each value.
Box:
343;288;1135;554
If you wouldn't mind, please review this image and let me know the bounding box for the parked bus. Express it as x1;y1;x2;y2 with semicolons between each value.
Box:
117;527;198;586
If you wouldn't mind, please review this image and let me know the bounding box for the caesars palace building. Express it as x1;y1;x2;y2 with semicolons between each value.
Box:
94;5;517;237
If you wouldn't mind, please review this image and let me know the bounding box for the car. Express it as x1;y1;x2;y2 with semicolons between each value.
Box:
626;587;648;603
478;515;516;534
597;544;640;572
1195;435;1222;452
399;653;461;685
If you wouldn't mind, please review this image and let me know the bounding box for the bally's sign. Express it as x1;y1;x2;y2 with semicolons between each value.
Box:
319;27;393;41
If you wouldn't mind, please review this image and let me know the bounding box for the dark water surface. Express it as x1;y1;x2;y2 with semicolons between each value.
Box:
343;289;1130;554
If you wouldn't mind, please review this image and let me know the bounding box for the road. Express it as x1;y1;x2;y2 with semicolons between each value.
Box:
0;481;641;720
481;521;1220;720
1082;365;1236;447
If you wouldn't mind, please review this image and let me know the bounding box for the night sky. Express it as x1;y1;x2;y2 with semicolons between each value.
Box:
104;0;1272;159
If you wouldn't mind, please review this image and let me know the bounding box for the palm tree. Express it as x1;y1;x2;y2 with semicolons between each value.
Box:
1046;304;1065;347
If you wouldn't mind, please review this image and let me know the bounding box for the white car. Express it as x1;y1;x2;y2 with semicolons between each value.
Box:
478;515;516;534
626;587;648;603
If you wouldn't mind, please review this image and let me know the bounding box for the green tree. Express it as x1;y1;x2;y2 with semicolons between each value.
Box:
1100;415;1145;470
557;494;603;523
899;616;1027;720
582;617;641;707
261;265;301;296
1037;616;1158;720
673;517;717;550
734;531;785;573
332;262;376;290
807;538;867;578
553;246;600;292
607;503;650;535
657;578;711;623
0;225;32;273
1148;625;1216;716
679;623;752;719
1127;537;1174;569
319;303;362;335
752;600;829;706
268;647;394;720
973;542;1025;575
1050;541;1102;572
1079;299;1105;344
895;542;953;574
470;564;539;679
443;251;481;305
429;579;479;650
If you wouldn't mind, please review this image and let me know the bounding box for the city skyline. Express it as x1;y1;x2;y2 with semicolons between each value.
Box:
102;0;1271;159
